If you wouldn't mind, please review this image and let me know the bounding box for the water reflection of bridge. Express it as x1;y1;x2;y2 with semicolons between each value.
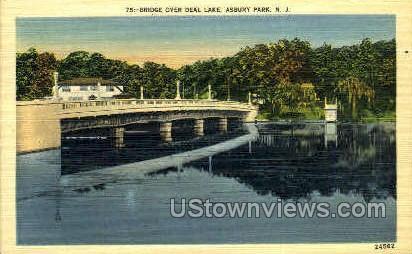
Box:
17;122;395;227
59;123;259;189
58;122;395;203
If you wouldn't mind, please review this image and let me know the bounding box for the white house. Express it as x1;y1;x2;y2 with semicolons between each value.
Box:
53;73;123;101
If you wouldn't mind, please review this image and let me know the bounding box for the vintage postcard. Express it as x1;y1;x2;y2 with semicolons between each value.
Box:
1;0;411;253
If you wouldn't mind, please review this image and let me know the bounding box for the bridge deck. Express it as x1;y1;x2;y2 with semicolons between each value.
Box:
58;99;256;119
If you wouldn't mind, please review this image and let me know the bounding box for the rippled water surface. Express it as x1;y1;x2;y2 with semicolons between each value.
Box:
17;121;396;244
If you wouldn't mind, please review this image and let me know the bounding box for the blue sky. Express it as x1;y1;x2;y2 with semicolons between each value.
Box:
16;15;395;68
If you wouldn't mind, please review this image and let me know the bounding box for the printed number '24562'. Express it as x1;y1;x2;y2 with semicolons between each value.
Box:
374;243;395;250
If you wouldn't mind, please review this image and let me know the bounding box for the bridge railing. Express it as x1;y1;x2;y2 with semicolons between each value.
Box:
61;99;256;111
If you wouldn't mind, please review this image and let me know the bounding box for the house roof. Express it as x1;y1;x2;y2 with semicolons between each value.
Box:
59;77;119;86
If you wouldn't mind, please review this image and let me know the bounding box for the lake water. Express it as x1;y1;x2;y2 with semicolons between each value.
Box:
16;121;396;244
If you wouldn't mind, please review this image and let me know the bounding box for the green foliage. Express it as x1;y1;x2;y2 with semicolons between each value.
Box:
16;38;396;122
139;62;176;99
336;76;375;119
16;48;58;100
359;109;396;123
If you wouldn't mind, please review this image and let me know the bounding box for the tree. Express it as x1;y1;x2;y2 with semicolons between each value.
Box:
337;76;374;119
16;37;396;122
58;51;91;79
16;48;58;100
16;48;38;100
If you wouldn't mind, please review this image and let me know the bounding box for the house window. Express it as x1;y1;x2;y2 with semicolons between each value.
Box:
90;85;97;91
80;86;88;91
106;85;115;92
61;86;70;92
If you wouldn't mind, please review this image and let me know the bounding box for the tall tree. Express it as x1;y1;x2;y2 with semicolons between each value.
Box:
16;48;58;100
337;76;374;119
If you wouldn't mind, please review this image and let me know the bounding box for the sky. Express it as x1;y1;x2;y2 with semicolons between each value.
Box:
16;15;395;69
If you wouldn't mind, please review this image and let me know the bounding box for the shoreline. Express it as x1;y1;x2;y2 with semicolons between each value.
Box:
255;119;396;124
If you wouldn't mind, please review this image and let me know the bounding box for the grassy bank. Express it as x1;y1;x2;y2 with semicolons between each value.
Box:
256;108;395;123
358;110;396;123
256;106;324;122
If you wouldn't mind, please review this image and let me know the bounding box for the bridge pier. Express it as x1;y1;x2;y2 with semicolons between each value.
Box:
112;127;125;149
218;118;228;133
244;109;258;122
160;121;173;142
194;119;204;136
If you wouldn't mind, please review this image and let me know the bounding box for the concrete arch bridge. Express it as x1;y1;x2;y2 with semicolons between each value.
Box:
17;99;258;153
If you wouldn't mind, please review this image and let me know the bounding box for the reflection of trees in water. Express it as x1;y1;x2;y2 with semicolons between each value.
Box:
334;123;396;201
185;123;396;201
64;122;395;201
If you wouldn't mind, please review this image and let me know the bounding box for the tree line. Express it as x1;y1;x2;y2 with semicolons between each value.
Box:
16;38;395;121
